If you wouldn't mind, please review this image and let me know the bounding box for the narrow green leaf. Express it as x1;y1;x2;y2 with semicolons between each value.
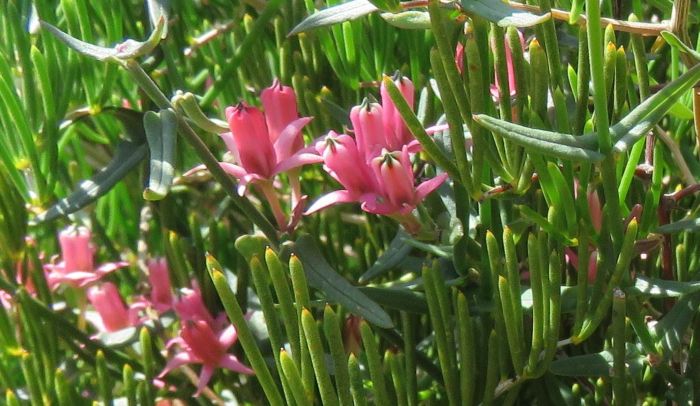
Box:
143;109;177;201
357;287;428;314
358;230;411;283
657;217;700;234
292;235;394;328
146;0;169;38
460;0;550;27
628;276;700;298
549;349;644;377
653;292;700;353
44;17;165;62
380;11;430;29
33;138;147;223
289;0;379;36
661;31;700;61
473;114;603;162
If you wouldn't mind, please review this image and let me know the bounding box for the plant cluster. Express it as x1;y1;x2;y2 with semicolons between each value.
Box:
2;0;700;404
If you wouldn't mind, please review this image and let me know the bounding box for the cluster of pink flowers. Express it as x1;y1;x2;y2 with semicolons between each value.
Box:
198;76;448;235
43;225;252;396
307;75;447;234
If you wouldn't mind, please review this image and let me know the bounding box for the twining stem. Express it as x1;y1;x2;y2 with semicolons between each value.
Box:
123;60;279;245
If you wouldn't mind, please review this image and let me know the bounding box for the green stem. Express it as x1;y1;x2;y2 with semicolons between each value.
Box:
586;0;623;243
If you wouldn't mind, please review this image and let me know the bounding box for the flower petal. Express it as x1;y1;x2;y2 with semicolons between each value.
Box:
95;261;129;276
304;190;357;215
273;117;313;161
415;173;449;202
194;365;215;397
218;325;238;349
273;152;323;175
158;351;197;379
220;354;255;375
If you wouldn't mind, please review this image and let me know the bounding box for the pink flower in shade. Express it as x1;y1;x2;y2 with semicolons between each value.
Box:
158;320;254;396
44;226;128;290
173;287;228;331
87;282;139;332
147;258;173;312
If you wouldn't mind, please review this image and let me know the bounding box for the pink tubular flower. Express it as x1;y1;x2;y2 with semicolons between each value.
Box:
369;148;448;216
147;258;173;312
187;80;322;231
307;136;447;233
350;100;386;163
44;226;128;290
87;282;135;332
214;85;321;193
380;73;416;150
158;320;254;396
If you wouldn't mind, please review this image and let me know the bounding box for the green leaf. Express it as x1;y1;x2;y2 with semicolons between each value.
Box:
380;11;431;29
460;0;550;27
146;0;169;39
292;235;394;328
40;17;165;62
473;114;603;162
657;217;700;234
34;139;147;224
357;287;428;313
652;292;700;353
289;0;378;36
612;62;700;153
660;31;700;62
549;348;644;377
628;276;700;298
668;101;694;120
358;230;412;283
143;109;177;201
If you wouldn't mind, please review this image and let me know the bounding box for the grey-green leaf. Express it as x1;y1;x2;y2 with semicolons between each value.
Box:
359;230;411;283
34;139;147;223
460;0;550;27
380;11;431;29
474;114;604;162
657;217;700;234
293;235;394;328
143;109;177;201
661;31;700;62
289;0;378;36
147;0;169;39
628;276;700;298
652;292;700;353
40;17;165;62
549;348;644;377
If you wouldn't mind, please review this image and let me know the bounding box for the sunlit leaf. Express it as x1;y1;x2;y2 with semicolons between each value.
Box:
460;0;550;27
289;0;378;36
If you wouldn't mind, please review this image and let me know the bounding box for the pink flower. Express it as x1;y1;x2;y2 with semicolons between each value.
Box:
187;81;322;231
87;282;138;332
490;30;524;100
380;74;416;150
369;148;448;216
158;320;254;396
147;258;173;312
44;226;128;289
307;137;447;224
213;84;321;193
173;287;228;331
350;100;386;163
